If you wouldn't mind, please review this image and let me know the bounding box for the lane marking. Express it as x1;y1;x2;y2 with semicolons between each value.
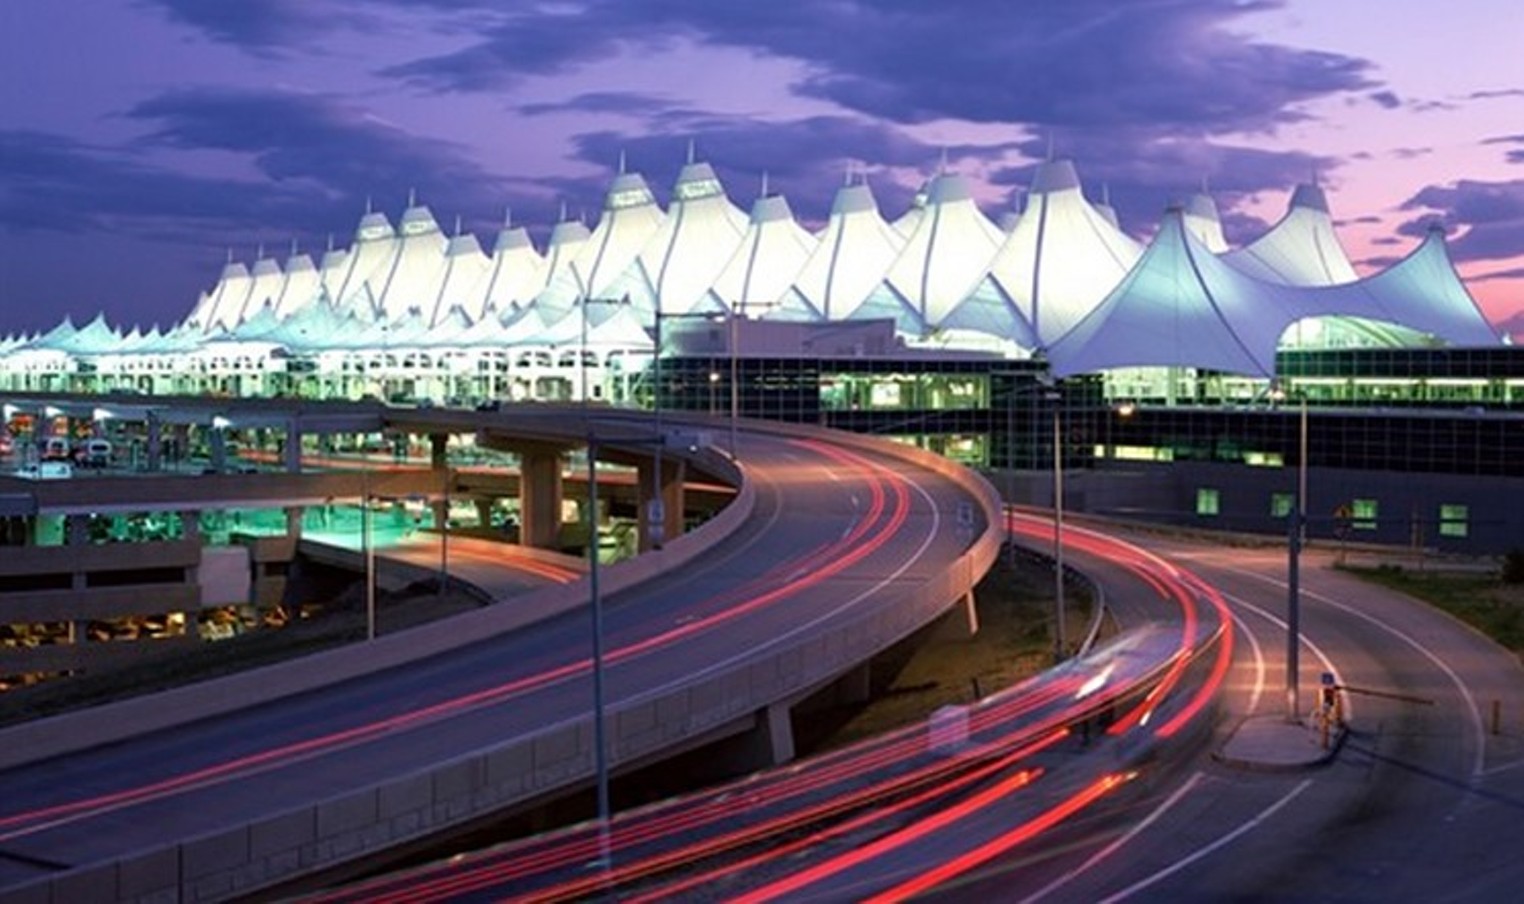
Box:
1220;591;1352;722
1219;565;1482;778
1016;772;1205;904
1097;779;1314;903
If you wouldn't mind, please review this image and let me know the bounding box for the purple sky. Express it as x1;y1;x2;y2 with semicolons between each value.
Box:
2;0;1521;338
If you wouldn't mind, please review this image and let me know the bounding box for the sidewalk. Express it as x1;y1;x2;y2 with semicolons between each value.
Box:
1213;714;1346;772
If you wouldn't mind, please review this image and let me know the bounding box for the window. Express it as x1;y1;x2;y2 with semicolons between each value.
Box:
1196;488;1220;516
1352;498;1378;531
1271;493;1294;518
1439;504;1468;538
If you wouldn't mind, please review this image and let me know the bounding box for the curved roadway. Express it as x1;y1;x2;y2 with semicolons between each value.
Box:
0;412;996;900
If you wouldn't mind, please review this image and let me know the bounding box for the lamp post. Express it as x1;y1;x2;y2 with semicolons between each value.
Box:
438;466;451;597
363;466;376;641
1287;392;1308;722
586;434;612;869
728;306;739;459
1049;389;1066;662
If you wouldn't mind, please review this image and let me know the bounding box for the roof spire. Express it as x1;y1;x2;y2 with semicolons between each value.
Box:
844;160;854;186
686;138;696;165
225;247;233;264
1102;182;1111;205
364;195;373;215
618;148;626;174
1046;132;1055;162
760;170;770;199
1201;173;1210;194
256;241;265;260
503;206;512;227
407;186;417;208
938;146;949;174
1311;163;1320;187
453;214;462;236
326;233;335;252
559;199;568;222
290;237;299;256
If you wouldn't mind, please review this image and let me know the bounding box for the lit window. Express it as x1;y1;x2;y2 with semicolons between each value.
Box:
1352;498;1378;530
1439;504;1468;538
1271;493;1294;518
1196;488;1220;516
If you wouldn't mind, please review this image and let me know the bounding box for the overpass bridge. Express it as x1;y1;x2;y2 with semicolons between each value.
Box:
0;400;1000;902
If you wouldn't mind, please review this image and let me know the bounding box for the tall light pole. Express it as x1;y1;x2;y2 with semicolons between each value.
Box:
1287;392;1308;722
586;434;612;868
363;467;376;641
728;306;739;459
649;310;665;550
438;466;451;597
1050;389;1066;662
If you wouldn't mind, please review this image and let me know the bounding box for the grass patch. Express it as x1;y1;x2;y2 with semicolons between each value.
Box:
1341;564;1524;656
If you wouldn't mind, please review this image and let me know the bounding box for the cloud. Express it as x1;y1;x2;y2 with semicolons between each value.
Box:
377;1;1374;136
1368;90;1401;109
139;0;334;51
1483;133;1524;165
556;114;963;225
1468;88;1524;101
1334;214;1382;226
124;88;524;229
1473;265;1524;282
1397;178;1524;262
1390;146;1432;160
518;91;678;118
984;128;1331;242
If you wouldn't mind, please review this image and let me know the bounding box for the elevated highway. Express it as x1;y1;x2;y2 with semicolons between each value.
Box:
0;404;1001;902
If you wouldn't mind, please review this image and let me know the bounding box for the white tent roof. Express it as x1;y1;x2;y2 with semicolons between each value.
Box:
1183;192;1229;253
1051;210;1501;378
274;252;322;320
201;260;253;333
604;159;748;319
878;172;1005;331
776;180;905;321
949;159;1141;348
428;231;493;325
1050;208;1293;376
704;192;817;317
372;204;448;323
329;210;400;319
538;171;666;321
1224;183;1358;285
477;223;548;316
237;255;285;326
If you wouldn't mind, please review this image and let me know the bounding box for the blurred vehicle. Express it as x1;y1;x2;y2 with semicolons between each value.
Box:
15;461;73;480
73;439;112;468
41;437;71;461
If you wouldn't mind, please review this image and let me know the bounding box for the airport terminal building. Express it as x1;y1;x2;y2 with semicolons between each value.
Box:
2;156;1520;553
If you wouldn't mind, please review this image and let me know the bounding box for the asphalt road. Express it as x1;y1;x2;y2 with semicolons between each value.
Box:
0;425;989;893
955;535;1524;903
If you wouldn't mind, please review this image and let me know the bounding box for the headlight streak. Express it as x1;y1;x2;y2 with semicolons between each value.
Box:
324;512;1235;903
0;439;913;840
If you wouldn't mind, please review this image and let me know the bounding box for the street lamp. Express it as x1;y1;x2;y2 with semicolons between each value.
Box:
1270;383;1308;722
363;467;376;641
585;433;612;869
1048;388;1066;662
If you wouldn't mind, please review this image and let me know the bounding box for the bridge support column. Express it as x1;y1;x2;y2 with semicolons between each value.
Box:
284;420;303;473
430;433;448;470
520;451;564;550
209;427;227;472
145;411;162;472
935;590;980;640
637;457;685;552
474;497;496;530
756;702;795;767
